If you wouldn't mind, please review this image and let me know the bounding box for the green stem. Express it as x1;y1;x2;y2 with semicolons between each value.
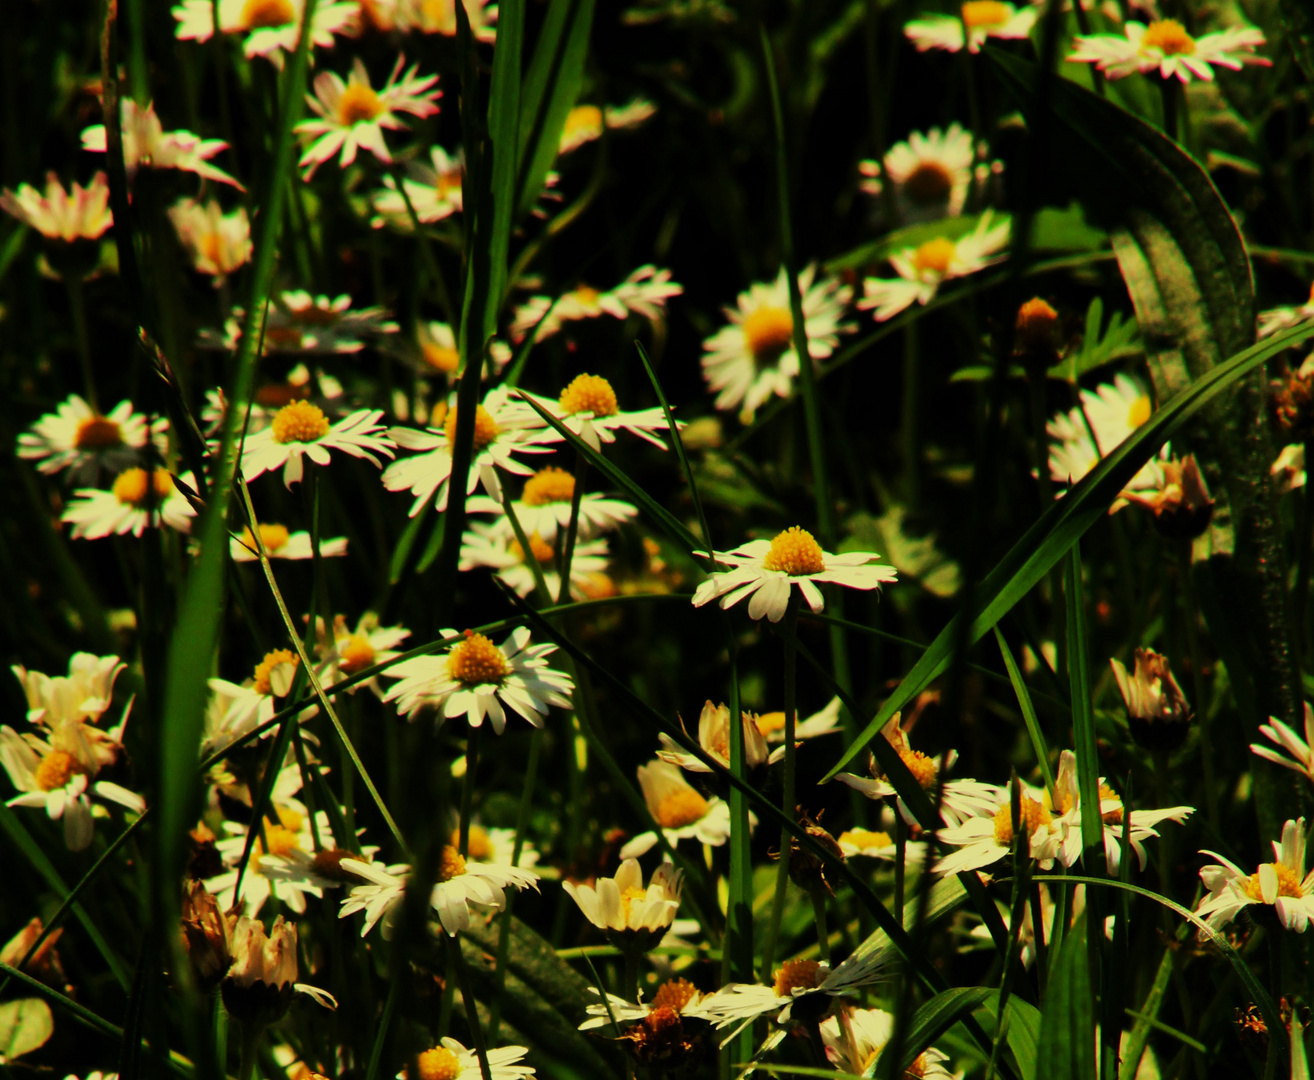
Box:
459;725;481;857
894;814;907;919
1177;542;1217;827
237;1022;262;1080
763;595;800;975
450;937;494;1080
1118;946;1174;1080
556;450;588;604
810;888;831;965
1295;439;1314;655
66;277;98;412
623;947;640;1004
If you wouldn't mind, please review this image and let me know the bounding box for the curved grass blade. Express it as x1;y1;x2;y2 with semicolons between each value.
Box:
993;628;1057;802
896;987;995;1075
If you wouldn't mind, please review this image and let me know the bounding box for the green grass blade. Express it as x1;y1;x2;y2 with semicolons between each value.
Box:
993;627;1057;802
1036;912;1096;1080
896;987;995;1075
484;0;523;322
1065;545;1102;859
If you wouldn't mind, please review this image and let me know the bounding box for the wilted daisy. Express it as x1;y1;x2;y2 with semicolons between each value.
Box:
383;386;559;512
1274;442;1306;494
241;403;393;488
1252;702;1314;786
510;266;682;343
82;100;240;188
1;172;112;242
619;760;736;859
12;652;124;729
400;1040;536;1080
392;0;497;40
835;717;1003;827
1195;818;1314;933
700;265;852;422
579;977;709;1031
1258;284;1314;339
1111;647;1193;751
296;57;441;178
691;526;897;623
62;468;198;540
19;394;168;481
222;914;335;1023
172;0;359;62
317;612;411;692
230;522;348;562
382;627;574;733
859;213;1010;322
168;199;251;284
821;1006;956;1079
557;99;657;155
564;858;682;948
857;124;985;221
1069;20;1268;83
460;519;610;600
523;374;674;454
370;145;463;229
505;466;637;541
1047;374;1169;499
699;950;887;1030
904;1;1036;52
934;785;1063;875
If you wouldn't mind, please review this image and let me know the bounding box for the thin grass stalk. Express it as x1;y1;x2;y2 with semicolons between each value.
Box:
994;626;1058;802
503;497;554;605
450;938;495;1080
66;277;98;411
459;726;481;857
555;449;587;604
762;594;800;976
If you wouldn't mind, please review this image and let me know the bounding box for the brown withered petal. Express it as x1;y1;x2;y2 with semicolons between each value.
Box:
1110;648;1193;752
0;917;68;990
784;810;845;896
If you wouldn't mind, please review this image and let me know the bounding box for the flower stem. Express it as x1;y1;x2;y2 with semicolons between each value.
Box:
623;946;640;1005
237;1021;263;1080
810;887;831;965
66;277;98;412
1159;77;1178;141
894;814;907;919
459;725;481;857
556;449;588;604
763;594;800;975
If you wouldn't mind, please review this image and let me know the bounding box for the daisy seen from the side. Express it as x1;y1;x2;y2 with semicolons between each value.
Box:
168;199;251;284
392;0;498;40
1195;818;1314;933
62;468;198;540
699;949;887;1030
509;266;682;343
13;652;124;729
400;1039;536;1080
459;519;611;600
1068;19;1268;83
19;394;168;481
1258;284;1314;339
449;823;539;868
700;265;853;422
564;858;682;949
904;1;1036;53
557;99;656;155
370;145;463;229
1;172;112;243
691;526;897;624
821;1005;956;1079
230;522;348;562
505;465;637;541
82;100;241;188
216;292;399;355
172;0;359;62
619;759;738;859
1251;702;1314;786
1047;374;1169;502
934;784;1063;876
316;612;411;693
206;649;316;748
579;977;709;1031
241;403;394;488
859;213;1010;322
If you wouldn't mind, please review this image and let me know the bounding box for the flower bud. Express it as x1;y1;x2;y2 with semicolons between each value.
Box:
1123;455;1214;541
181;879;233;993
1110;648;1191;751
1014;297;1060;361
221;915;298;1026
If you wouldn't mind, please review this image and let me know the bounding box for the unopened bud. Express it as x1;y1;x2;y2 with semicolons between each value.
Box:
181;879;233;993
221;915;298;1025
1110;648;1192;751
1014;297;1060;359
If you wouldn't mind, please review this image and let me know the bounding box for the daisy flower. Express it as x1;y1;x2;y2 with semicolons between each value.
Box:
835;718;1003;827
1258;284;1314;339
905;1;1035;52
336;859;409;937
382;627;574;734
82;100;241;188
168;199;251;284
229;522;348;562
411;321;461;380
1;172;112;242
522;373;674;453
505;466;637;541
382;385;559;513
62;468;198;540
1251;702;1314;786
754;696;844;748
1195;818;1314;933
558;99;657;155
934;785;1063;876
1047;374;1169;500
399;1040;536;1080
700;265;853;422
691;526;897;624
858;124;989;221
393;0;498;41
699;950;887;1030
1069;19;1268;83
1111;647;1193;751
241;403;394;488
295;57;441;179
449;823;539;868
218;292;399;355
13;652;124;727
172;0;359;63
206;649;316;747
658;700;771;773
835;827;930;863
509;266;682;343
821;1006;956;1079
564;858;683;949
459;519;611;600
19;394;168;481
1120;454;1214;541
579;977;709;1031
316;612;411;692
859;212;1010;322
370;145;464;229
619;760;738;859
1273;442;1307;494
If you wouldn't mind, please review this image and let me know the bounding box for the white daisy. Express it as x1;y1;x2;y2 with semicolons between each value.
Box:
934;786;1063;876
858;212;1010;322
229;522;348;562
835;827;929;863
1195;818;1314;933
241;403;394;488
62;468;198;540
1069;19;1268;83
557;99;657;155
81;100;241;188
336;858;409;937
391;0;498;41
172;0;359;62
509;266;682;343
370;145;464;230
382;627;574;734
399;1039;536;1080
754;696;844;748
12;652;124;728
0;171;112;242
1047;374;1169;501
619;760;739;860
459;519;610;599
505;465;637;541
699;950;887;1029
1258;284;1314;339
296;57;441;178
1252;702;1314;785
904;1;1036;53
821;1006;956;1079
579;977;709;1031
563;858;682;943
18;394;167;481
316;612;411;693
691;526;897;624
206;649;316;748
1273;442;1306;494
657;700;771;773
522;373;674;453
858;124;983;221
382;386;559;513
168;198;251;284
216;292;399;356
700;265;853;422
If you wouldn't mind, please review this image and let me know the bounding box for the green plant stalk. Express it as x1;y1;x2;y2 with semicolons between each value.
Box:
503;497;553;605
1118;946;1174;1080
763;594;801;975
365;973;401;1080
459;726;481;857
451;938;495;1080
555;449;588;604
994;626;1057;803
66;277;98;411
237;1022;263;1080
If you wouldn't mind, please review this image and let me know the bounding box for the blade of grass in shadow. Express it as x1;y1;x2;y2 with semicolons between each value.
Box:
1035;912;1096;1080
1065;545;1102;862
823;319;1314;784
994;627;1057;802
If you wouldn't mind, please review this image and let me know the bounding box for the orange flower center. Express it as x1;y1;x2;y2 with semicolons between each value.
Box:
1244;862;1305;901
762;526;825;575
742;306;795;366
509;532;555;566
1141;19;1196;55
337;82;385;126
902;161;954;206
446;630;508;686
240;0;295;27
772;958;823;997
838;828;892;850
521;466;576;506
415;1047;462;1080
422;342;460;374
960;0;1010;28
75;415;124;449
35;750;83;792
338;633;377;675
570;284;601;306
559;373;619;418
911;237;957;275
755;711;786;736
900;749;939;789
112;467;174;507
563;104;604;141
449;825;494;860
992;797;1052;845
271;401;330;444
242;523;291;552
437;845;468;882
651;977;699;1014
654;788;709;828
443;404;501;450
253;648;298;696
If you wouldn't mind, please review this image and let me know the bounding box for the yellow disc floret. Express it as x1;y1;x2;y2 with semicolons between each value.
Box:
521;466;576;506
838;828;892;850
559;374;619;418
1244;862;1305;902
111;468;174;508
510;532;555;566
446;630;509;686
754;711;786;736
240;0;294;26
75;415;124;449
1141;19;1196;55
253;648;298;696
242;523;291;553
415;1046;462;1080
443;404;501;450
742;306;795;366
35;750;83;792
563;104;604;142
992;797;1051;846
772;958;824;997
449;825;494;860
902;162;954;206
960;0;1010;28
437;845;468;883
271;401;330;445
762;526;826;576
911;237;957;275
654;788;709;829
421;341;460;374
899;749;939;789
337;82;385;126
651;977;700;1014
1127;395;1152;428
337;633;377;675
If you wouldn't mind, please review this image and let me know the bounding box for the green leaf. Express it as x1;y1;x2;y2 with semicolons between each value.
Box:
898;987;994;1075
0;999;53;1061
1066;545;1102;859
1048;296;1141;382
1036;912;1096;1080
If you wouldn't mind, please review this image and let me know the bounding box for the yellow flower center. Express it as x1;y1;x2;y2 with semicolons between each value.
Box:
261;824;301;858
35;750;82;792
449;825;494;860
619;884;650;921
111;467;175;507
762;526;825;575
772;958;823;997
337;82;385;126
559;373;619;418
1244;862;1305;901
755;711;786;736
742;306;795;366
900;749;939;789
446;630;508;686
570;284;601;306
1128;395;1152;428
1141;19;1196;55
415;1047;462;1080
509;532;555;566
75;415;124;449
421;341;460;374
992;797;1052;846
443;404;501;450
252;648;298;696
311;847;361;882
271;401;330;444
521;466;576;506
838;828;892;850
911;237;957;275
651;977;699;1014
563;104;604;141
960;0;1010;28
338;633;377;675
240;0;295;27
437;845;467;882
902;161;954;206
242;523;292;552
1046;782;1123;823
654;788;709;829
